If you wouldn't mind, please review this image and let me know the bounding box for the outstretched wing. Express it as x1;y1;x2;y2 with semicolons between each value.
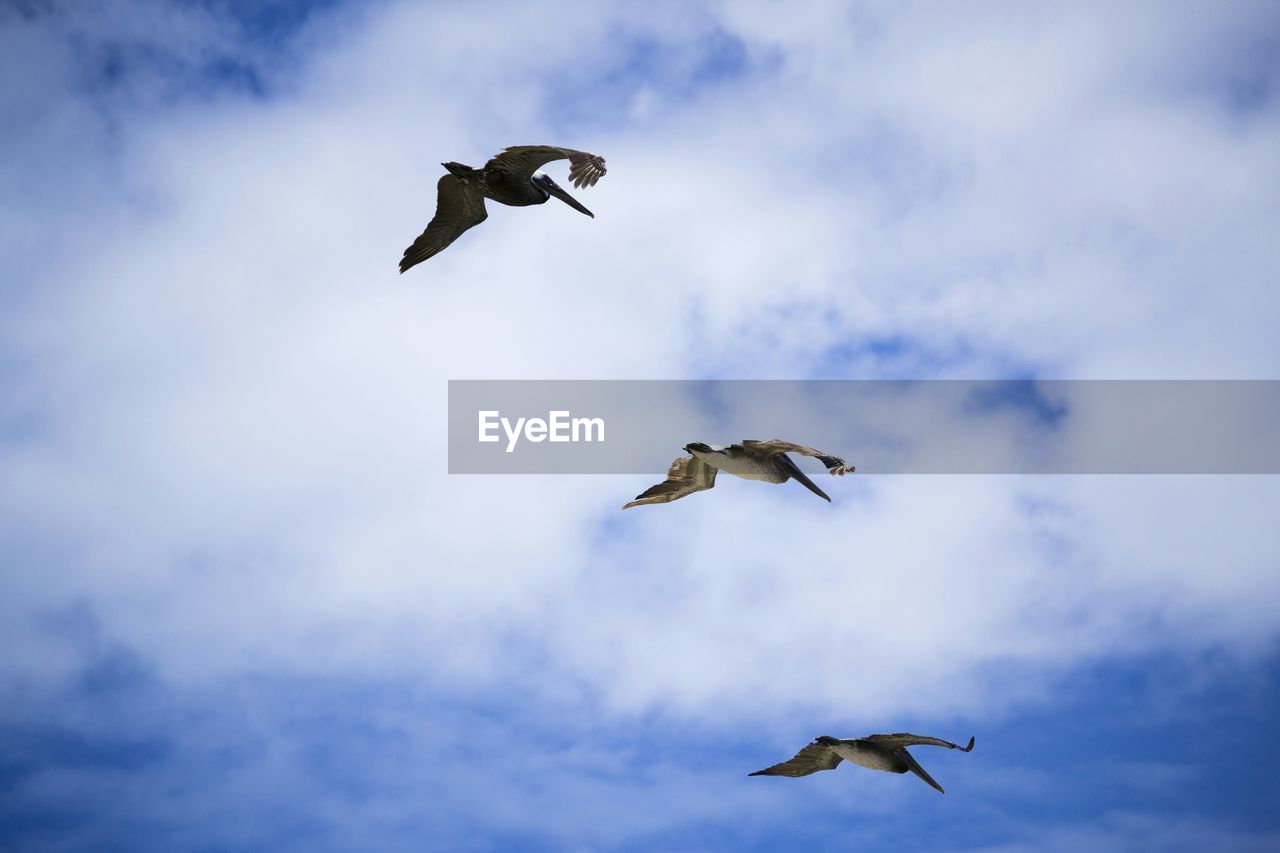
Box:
485;145;607;189
621;455;717;510
399;175;488;273
749;741;843;778
740;439;855;476
864;734;975;752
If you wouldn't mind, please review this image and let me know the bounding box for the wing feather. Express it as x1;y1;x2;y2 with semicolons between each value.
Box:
485;145;607;189
740;439;855;476
864;733;975;752
749;742;843;777
621;455;716;509
399;175;488;273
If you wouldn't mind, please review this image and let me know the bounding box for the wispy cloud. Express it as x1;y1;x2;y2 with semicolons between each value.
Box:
2;0;1278;848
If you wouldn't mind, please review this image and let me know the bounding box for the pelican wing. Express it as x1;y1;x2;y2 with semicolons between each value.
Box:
399;175;488;273
485;145;607;189
749;741;843;777
740;440;855;476
621;455;717;510
864;733;975;752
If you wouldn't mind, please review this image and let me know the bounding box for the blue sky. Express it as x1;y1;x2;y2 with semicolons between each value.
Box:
2;1;1280;850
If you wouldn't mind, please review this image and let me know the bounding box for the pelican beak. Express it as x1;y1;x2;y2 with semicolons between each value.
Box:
537;174;595;218
777;455;831;502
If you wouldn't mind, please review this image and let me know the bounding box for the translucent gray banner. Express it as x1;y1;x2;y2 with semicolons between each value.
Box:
447;380;1280;474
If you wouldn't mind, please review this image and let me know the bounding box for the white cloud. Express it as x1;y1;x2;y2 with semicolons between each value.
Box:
1;0;1278;748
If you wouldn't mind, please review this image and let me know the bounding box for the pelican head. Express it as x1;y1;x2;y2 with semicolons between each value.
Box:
532;171;594;218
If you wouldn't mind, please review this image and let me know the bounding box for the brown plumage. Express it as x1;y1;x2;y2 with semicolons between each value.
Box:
622;439;854;509
399;145;607;273
751;733;976;794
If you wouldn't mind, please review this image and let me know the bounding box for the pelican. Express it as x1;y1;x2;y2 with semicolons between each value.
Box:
750;733;976;794
621;440;854;510
398;145;607;273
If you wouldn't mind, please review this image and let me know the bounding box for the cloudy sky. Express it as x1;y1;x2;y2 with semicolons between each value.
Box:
2;0;1279;849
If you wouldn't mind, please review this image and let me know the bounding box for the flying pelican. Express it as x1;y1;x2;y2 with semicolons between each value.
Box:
750;733;976;794
398;145;607;273
621;440;854;510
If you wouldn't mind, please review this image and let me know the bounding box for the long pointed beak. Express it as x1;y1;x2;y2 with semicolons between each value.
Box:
778;455;831;502
900;750;946;794
545;181;594;218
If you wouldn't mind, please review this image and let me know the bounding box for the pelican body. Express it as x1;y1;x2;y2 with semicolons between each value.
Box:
750;733;976;794
440;162;586;210
687;442;818;489
622;439;854;510
399;145;607;273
